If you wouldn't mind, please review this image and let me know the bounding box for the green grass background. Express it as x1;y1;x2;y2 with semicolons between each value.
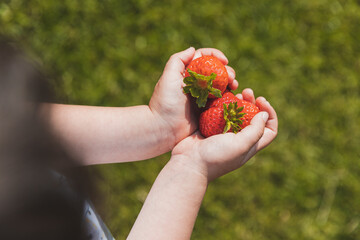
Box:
1;0;360;239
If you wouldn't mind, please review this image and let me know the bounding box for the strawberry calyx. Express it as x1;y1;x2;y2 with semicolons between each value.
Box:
183;69;222;108
223;102;246;134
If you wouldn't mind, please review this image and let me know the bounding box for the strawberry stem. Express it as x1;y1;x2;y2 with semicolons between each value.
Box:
222;102;246;134
183;69;222;108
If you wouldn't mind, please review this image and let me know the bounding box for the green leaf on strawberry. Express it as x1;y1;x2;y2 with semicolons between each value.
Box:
183;69;222;108
222;102;246;134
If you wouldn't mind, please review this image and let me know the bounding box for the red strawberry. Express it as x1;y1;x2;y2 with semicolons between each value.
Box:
199;105;228;138
205;90;240;109
237;100;260;129
199;100;260;138
183;56;228;108
199;102;244;137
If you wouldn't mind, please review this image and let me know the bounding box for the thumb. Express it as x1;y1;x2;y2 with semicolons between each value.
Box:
162;47;195;80
236;111;269;149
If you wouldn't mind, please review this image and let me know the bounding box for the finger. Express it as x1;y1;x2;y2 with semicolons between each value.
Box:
198;112;267;170
234;111;268;152
235;92;243;100
163;47;196;80
255;97;278;133
193;48;229;65
229;79;239;90
254;98;278;150
225;65;235;87
242;88;256;104
225;65;235;80
193;51;203;61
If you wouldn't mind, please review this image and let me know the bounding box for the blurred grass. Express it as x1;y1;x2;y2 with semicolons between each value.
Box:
1;0;360;239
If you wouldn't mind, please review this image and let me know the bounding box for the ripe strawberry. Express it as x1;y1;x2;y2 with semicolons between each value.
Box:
199;99;260;138
183;56;228;108
205;90;240;109
237;99;260;129
200;102;244;137
199;105;228;138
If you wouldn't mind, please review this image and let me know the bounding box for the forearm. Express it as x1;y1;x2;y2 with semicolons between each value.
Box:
128;155;208;240
42;104;172;165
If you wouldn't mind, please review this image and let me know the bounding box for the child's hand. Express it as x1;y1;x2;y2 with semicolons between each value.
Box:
171;89;278;182
129;89;276;239
149;47;237;149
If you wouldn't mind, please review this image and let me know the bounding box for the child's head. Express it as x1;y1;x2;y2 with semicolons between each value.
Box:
0;38;88;240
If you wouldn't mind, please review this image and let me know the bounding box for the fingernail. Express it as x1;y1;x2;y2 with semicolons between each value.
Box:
262;112;269;122
185;46;194;51
245;88;253;95
228;71;235;79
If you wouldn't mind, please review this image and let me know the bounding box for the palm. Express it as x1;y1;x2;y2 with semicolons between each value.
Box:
150;47;239;147
150;77;199;145
172;90;278;181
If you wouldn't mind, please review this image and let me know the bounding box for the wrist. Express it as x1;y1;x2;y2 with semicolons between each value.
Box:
169;153;210;184
148;105;177;151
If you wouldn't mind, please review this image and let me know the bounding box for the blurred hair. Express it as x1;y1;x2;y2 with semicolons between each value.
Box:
0;38;88;240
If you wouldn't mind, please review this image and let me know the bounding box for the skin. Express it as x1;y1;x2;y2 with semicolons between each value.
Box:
127;90;278;239
43;47;238;165
43;48;278;239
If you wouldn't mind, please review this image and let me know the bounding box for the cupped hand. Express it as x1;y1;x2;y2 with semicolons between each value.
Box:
149;47;237;150
171;89;278;182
